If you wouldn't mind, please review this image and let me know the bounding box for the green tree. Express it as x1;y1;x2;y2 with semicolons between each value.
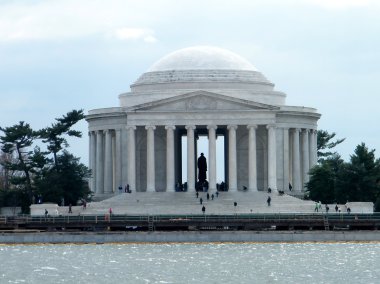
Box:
0;121;37;202
336;143;380;203
317;130;345;162
38;109;85;168
0;151;14;191
306;154;344;204
34;151;91;205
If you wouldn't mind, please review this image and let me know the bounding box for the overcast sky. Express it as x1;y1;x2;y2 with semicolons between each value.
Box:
1;0;379;167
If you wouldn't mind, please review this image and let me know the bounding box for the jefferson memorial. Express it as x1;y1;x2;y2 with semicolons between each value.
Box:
86;46;320;199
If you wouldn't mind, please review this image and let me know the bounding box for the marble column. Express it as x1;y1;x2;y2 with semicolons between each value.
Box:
104;129;113;194
283;128;290;191
115;129;122;188
126;126;136;191
165;126;176;192
292;128;301;192
186;125;196;191
145;126;156;192
121;128;128;186
247;125;258;191
227;125;238;192
314;130;318;167
267;125;277;191
207;125;217;191
309;129;318;168
95;130;104;195
89;131;96;193
302;129;310;189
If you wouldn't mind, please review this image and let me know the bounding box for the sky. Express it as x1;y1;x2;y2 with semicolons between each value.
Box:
1;0;380;168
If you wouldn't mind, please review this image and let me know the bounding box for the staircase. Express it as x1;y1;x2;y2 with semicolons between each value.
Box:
80;191;318;215
148;215;154;231
323;215;330;231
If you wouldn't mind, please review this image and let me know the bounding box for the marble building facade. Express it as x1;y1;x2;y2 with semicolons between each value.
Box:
86;46;320;198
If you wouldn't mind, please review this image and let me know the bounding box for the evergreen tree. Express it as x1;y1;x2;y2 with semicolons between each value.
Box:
317;130;345;162
0;110;89;212
336;143;380;203
37;109;84;168
34;151;91;205
306;154;344;203
0;121;37;202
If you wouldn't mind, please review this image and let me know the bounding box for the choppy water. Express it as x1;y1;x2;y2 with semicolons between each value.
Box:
0;242;379;283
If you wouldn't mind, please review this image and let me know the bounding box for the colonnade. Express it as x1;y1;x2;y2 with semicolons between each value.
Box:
89;125;318;196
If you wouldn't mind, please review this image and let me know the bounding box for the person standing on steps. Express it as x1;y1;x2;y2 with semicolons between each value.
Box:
200;197;203;205
267;196;271;206
202;205;206;214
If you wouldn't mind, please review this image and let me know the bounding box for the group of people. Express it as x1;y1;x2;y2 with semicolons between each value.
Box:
118;184;132;194
175;182;187;192
196;188;221;214
314;202;352;213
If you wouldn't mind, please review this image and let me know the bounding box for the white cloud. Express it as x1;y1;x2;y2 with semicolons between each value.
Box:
114;28;157;43
0;0;160;42
308;0;377;10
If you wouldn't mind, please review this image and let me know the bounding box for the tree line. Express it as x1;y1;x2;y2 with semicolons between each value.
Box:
0;110;90;212
306;130;380;211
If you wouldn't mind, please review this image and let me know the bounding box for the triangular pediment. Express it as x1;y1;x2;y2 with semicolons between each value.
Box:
126;91;279;112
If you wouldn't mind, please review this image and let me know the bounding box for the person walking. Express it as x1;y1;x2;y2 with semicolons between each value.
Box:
200;198;203;205
68;204;72;214
267;196;271;206
202;205;206;214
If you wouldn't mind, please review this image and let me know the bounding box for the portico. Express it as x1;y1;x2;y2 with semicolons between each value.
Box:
86;46;320;198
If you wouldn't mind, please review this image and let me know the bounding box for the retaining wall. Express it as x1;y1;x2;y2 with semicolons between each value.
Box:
1;231;380;244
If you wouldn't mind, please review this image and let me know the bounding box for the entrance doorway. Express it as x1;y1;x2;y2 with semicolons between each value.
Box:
180;130;225;185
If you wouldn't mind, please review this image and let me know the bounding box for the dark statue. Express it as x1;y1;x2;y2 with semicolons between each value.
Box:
198;153;207;183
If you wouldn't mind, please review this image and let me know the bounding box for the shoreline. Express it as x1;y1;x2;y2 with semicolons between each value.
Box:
1;230;380;244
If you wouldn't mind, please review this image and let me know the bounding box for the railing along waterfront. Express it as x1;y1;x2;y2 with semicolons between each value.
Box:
1;213;380;225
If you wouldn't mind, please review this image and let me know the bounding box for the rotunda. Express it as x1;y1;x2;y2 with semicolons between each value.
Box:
86;46;320;198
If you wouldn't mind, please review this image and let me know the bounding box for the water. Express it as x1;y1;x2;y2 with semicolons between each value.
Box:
0;243;379;283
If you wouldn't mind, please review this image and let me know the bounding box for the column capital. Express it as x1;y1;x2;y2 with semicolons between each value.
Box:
207;125;217;130
115;128;121;133
96;130;103;134
282;127;290;131
105;129;113;134
227;125;238;130
247;124;258;130
185;125;196;130
145;125;156;130
165;125;176;130
266;124;276;130
126;125;136;131
311;129;317;134
293;128;301;133
303;128;310;133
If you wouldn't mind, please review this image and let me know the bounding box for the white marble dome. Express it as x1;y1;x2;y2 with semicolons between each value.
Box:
148;46;257;72
121;46;287;107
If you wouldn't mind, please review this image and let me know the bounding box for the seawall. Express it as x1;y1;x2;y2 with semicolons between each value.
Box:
1;231;380;244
